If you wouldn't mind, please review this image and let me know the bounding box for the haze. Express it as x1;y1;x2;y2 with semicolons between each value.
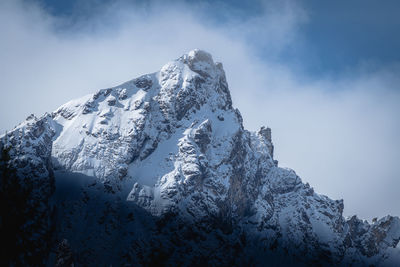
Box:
1;0;399;220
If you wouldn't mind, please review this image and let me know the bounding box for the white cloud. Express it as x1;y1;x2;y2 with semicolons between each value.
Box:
0;0;399;220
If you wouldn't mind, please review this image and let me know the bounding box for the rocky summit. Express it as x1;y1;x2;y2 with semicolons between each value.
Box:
1;49;399;266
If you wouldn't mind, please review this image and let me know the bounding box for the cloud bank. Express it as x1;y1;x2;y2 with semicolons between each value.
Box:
1;0;399;220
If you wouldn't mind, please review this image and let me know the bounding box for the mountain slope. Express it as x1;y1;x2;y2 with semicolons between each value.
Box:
0;114;55;265
1;49;399;266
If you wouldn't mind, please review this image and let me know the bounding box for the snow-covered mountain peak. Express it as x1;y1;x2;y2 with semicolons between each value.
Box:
178;49;222;77
185;49;214;64
1;113;55;178
2;50;400;266
49;50;235;183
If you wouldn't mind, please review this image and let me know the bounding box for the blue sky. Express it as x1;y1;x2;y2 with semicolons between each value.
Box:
32;0;400;78
1;0;400;220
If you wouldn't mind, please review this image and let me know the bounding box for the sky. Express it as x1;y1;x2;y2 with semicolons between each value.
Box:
0;0;399;220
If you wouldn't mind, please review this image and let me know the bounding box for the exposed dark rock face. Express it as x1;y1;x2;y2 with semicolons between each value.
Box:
1;50;399;266
0;115;55;266
55;239;74;267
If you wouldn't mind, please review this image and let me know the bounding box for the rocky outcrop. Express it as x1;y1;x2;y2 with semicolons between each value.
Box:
2;49;399;266
55;239;74;267
0;114;55;266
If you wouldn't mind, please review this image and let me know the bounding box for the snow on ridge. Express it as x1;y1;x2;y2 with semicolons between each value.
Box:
3;49;400;266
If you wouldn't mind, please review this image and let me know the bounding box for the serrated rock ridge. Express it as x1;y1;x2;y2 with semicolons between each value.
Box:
1;49;399;266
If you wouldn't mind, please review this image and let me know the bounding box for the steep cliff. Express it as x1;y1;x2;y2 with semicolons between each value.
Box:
2;50;399;266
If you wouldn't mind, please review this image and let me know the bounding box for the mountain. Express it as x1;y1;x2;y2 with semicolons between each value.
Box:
1;49;399;266
0;114;55;265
